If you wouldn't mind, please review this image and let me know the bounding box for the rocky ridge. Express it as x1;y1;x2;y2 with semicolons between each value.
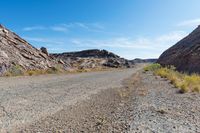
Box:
157;25;200;73
0;24;134;75
0;24;66;74
52;49;135;69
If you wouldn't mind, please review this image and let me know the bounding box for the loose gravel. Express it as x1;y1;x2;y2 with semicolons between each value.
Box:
0;65;199;133
0;67;140;132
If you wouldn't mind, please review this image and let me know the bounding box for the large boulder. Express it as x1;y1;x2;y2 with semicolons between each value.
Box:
40;47;49;56
157;25;200;73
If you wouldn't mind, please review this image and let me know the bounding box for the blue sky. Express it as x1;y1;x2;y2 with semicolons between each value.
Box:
1;0;200;59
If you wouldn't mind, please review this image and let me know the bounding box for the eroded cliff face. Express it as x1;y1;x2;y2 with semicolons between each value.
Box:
0;24;61;74
157;25;200;73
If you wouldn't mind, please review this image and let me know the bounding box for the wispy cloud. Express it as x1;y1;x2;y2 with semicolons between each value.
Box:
23;26;46;31
22;22;104;33
71;31;187;50
70;31;187;59
50;25;68;32
23;37;64;45
177;18;200;27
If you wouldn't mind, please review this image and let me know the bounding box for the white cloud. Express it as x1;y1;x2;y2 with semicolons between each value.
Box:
23;26;46;31
71;31;187;50
22;22;104;33
50;25;68;32
177;18;200;27
70;31;187;59
23;37;64;45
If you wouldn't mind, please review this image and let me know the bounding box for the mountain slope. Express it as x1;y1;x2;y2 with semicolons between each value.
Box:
157;25;200;73
0;24;61;74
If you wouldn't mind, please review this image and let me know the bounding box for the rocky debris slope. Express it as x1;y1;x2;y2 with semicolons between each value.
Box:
52;49;134;69
157;25;200;73
0;24;66;75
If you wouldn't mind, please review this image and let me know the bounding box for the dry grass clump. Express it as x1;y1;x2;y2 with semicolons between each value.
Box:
143;63;161;72
3;65;24;76
2;64;111;77
3;65;64;77
25;67;63;76
144;64;200;93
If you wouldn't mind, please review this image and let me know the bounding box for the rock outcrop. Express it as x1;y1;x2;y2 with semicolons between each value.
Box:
0;24;64;74
157;25;200;73
52;49;134;69
53;49;120;58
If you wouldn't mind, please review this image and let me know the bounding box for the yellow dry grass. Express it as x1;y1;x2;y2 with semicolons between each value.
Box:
144;64;200;93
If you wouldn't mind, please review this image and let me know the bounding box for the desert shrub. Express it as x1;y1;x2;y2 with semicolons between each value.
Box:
26;70;35;76
143;63;161;72
154;68;169;78
180;83;189;93
4;65;24;76
46;67;61;74
25;70;44;76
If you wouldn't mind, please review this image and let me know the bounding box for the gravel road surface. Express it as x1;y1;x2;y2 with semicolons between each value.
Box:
0;65;199;133
23;69;200;133
0;67;141;132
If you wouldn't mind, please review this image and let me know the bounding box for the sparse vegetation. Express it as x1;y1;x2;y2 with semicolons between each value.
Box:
2;65;65;77
3;65;24;76
1;64;112;77
143;63;161;72
144;64;200;93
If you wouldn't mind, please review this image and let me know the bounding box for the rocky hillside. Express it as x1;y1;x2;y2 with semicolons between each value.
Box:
0;24;64;75
54;49;120;58
0;24;134;75
157;25;200;73
52;49;134;69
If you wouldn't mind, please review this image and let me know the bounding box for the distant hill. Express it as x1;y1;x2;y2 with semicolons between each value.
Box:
157;25;200;73
53;49;120;58
52;49;134;69
132;58;157;63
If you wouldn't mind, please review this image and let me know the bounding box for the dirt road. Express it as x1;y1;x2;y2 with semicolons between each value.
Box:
0;66;142;132
22;68;200;133
1;65;199;133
